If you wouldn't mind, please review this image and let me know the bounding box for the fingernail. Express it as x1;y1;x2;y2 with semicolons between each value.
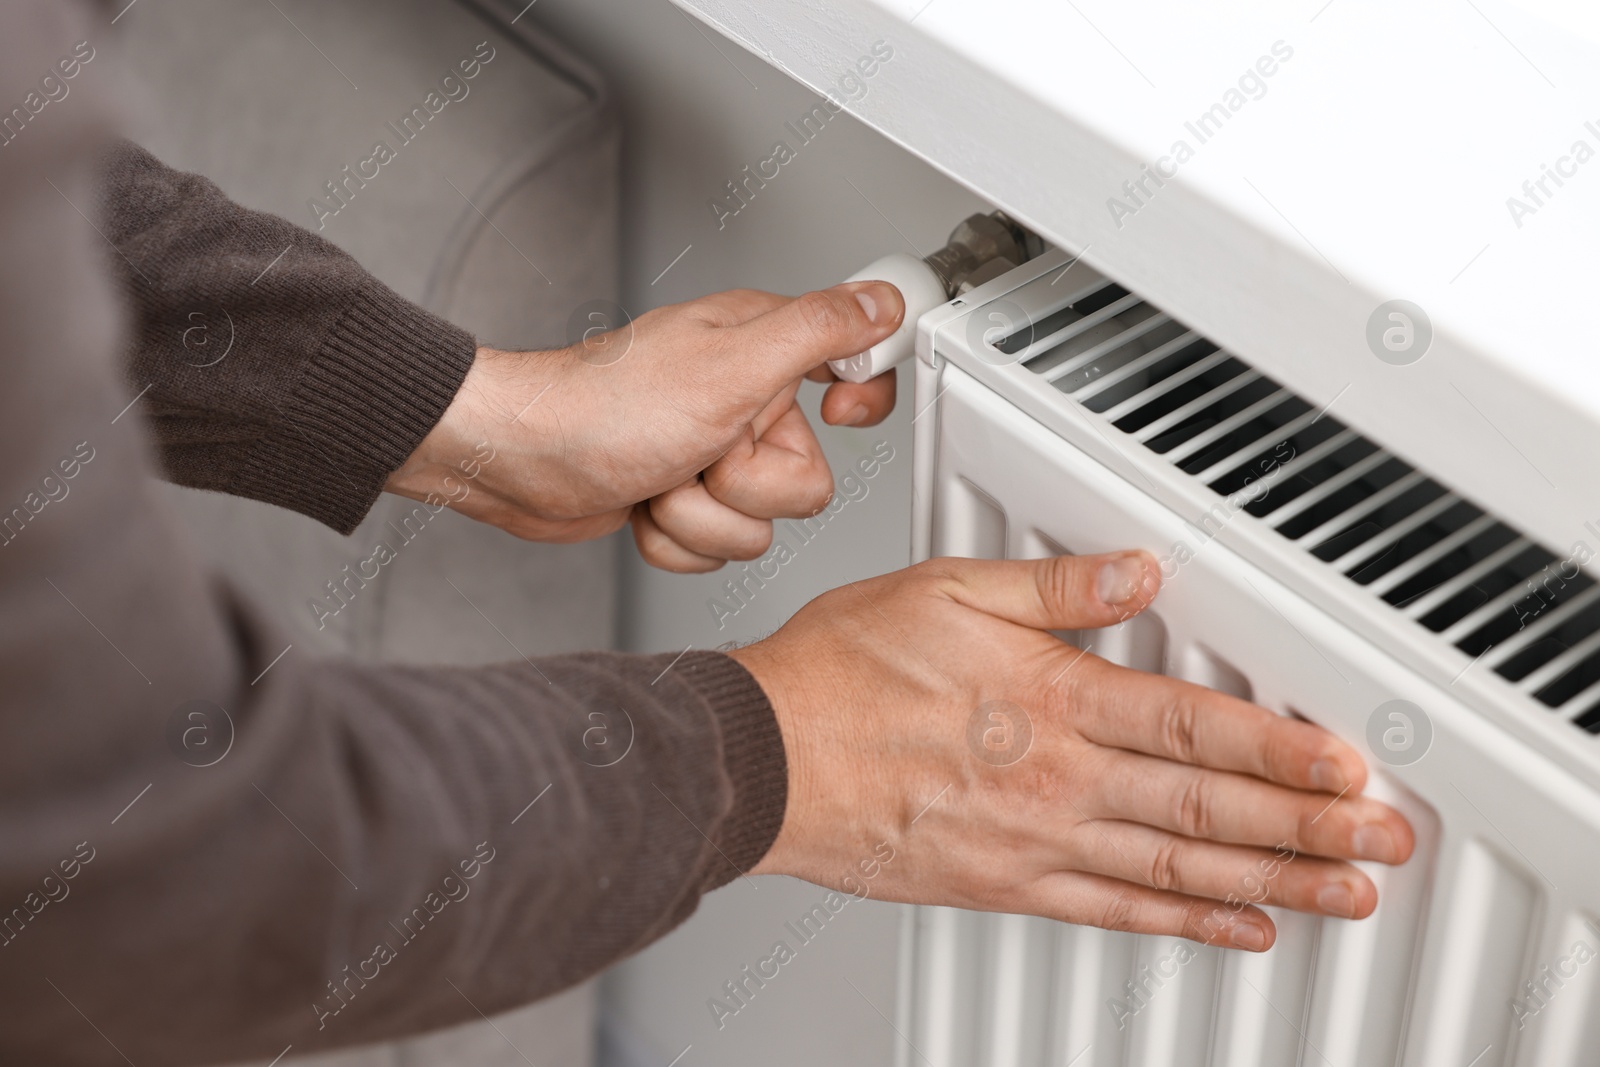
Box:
840;403;869;426
1096;555;1149;607
1353;825;1396;863
855;288;881;325
1309;758;1345;792
1316;882;1356;918
1230;921;1267;951
851;283;895;325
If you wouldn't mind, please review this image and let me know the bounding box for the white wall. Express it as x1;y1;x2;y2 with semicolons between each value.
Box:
514;1;987;1064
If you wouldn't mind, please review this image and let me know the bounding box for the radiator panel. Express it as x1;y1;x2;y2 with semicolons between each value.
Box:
907;359;1600;1067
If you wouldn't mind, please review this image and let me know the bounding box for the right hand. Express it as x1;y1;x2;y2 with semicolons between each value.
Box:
730;552;1415;951
386;284;904;568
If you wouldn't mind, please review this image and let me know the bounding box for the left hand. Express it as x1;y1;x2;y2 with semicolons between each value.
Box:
731;553;1415;948
385;283;903;570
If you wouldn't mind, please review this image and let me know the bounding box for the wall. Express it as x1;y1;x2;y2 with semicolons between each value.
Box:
511;0;987;1064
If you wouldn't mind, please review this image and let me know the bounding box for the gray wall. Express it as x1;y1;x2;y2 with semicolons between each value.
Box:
514;1;986;1065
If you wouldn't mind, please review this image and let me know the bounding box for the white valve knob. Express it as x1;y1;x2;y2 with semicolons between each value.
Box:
828;252;949;383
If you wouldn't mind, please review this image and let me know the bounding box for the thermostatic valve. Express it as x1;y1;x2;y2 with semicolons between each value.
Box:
830;252;948;383
828;212;1041;384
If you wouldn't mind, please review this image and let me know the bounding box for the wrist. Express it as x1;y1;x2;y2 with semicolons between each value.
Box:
386;345;495;502
386;344;570;512
728;641;843;880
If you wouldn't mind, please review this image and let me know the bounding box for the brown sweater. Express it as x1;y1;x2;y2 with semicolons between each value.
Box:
0;5;785;1065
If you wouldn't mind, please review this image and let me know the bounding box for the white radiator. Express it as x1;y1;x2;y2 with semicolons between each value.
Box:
902;248;1600;1067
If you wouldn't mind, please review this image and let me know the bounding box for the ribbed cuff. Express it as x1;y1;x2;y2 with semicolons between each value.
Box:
678;650;788;882
241;285;478;534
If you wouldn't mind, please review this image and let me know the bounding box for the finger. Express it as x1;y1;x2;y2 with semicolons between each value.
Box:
820;371;897;427
1068;658;1369;795
923;552;1162;632
749;380;802;440
498;506;632;544
720;281;905;393
704;403;834;519
650;479;774;561
1068;820;1377;919
690;288;791;325
800;362;897;426
1028;870;1275;951
630;502;726;574
1087;748;1415;864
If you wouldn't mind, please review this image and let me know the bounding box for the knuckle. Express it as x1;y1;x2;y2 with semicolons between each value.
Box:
1034;555;1079;613
1183;902;1228;944
1054;658;1093;721
634;528;671;568
1293;803;1326;850
635;518;671;553
1095;889;1145;934
729;520;774;561
1161;696;1204;764
648;487;691;527
679;296;730;328
1148;838;1186;892
801;472;835;515
700;461;740;502
910;557;959;585
1261;727;1300;781
794;290;853;343
1176;776;1214;838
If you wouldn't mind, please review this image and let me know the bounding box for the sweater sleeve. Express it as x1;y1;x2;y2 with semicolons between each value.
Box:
0;6;786;1065
98;140;479;534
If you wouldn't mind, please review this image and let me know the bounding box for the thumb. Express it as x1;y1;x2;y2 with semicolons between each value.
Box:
929;552;1162;632
723;281;905;391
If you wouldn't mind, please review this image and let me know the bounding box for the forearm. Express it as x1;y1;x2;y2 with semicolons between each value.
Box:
3;636;780;1064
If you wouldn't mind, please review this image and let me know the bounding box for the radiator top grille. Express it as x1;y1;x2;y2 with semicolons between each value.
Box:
1007;280;1600;735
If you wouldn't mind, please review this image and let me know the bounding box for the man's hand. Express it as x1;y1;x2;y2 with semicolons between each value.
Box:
730;552;1415;950
386;284;904;570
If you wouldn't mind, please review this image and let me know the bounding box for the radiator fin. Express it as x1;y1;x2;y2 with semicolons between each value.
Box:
1410;840;1539;1066
1047;926;1138;1067
1180;646;1253;702
980;915;1056;1067
1209;910;1319;1067
1011;280;1600;738
1515;913;1600;1066
1122;939;1221;1066
935;476;1009;559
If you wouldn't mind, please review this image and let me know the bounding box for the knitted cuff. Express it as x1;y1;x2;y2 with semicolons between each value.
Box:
677;650;789;881
240;285;478;534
